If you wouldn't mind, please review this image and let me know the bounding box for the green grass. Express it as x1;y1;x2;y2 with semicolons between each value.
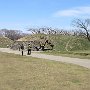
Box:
49;35;90;51
42;50;90;59
0;52;90;90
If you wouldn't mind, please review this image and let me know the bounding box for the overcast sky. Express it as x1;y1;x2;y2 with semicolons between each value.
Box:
0;0;90;31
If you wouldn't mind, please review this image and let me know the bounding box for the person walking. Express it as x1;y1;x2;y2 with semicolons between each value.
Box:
27;44;32;55
21;44;24;56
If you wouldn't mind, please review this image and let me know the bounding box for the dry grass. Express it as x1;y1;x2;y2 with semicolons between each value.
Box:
0;36;13;48
0;52;90;90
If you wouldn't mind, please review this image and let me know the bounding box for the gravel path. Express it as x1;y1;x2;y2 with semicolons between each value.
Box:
0;48;90;69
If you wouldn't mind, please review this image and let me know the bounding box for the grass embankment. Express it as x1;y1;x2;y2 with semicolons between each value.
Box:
42;34;90;59
23;34;90;51
0;52;90;90
49;35;90;51
0;36;13;48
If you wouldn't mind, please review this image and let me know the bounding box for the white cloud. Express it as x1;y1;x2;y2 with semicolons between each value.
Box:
54;6;90;17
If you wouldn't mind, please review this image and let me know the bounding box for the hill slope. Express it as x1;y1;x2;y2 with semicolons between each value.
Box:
50;35;90;51
20;34;90;52
0;36;13;48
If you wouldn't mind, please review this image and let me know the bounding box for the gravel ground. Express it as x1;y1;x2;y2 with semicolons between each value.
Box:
0;48;90;69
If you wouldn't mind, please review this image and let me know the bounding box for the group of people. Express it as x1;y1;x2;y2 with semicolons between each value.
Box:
19;44;32;56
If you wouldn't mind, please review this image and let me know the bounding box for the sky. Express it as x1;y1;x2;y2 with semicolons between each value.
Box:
0;0;90;32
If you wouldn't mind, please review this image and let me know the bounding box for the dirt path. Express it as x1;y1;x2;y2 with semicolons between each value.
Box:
0;48;90;69
65;38;71;51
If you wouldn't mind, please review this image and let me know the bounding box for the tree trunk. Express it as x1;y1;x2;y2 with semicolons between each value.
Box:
86;31;90;41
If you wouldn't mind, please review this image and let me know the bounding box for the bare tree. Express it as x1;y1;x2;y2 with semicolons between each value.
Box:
72;18;90;41
27;27;73;36
28;27;51;34
1;29;24;40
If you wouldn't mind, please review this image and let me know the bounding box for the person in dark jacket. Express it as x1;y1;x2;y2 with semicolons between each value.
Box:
21;44;24;56
27;44;32;55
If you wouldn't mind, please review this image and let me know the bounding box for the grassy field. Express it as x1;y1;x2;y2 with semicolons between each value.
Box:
0;52;90;90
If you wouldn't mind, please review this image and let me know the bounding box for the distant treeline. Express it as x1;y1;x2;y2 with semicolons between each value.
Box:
0;29;28;40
